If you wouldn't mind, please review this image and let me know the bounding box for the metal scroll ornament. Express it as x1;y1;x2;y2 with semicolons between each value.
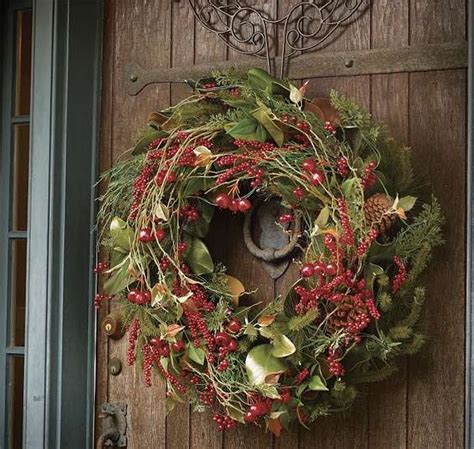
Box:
188;0;366;78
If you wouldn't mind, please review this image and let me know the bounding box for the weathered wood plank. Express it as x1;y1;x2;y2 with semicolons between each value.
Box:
407;69;466;449
127;42;468;95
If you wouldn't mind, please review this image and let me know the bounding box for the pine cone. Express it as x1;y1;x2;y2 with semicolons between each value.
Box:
364;193;396;234
328;298;367;331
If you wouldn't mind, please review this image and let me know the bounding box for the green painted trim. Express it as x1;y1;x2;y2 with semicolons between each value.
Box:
25;0;102;448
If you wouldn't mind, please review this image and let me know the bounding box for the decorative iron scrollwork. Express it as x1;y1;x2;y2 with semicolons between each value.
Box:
188;0;366;77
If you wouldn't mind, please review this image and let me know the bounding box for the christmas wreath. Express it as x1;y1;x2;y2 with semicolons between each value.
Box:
95;68;444;435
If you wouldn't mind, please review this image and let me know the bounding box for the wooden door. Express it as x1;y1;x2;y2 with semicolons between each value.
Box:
96;1;468;448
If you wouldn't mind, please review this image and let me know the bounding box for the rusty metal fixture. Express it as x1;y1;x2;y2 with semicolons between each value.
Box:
108;357;123;376
101;313;126;340
96;403;127;448
243;197;302;279
188;0;367;77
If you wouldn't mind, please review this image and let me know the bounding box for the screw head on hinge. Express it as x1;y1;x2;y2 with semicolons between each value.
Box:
130;74;138;82
344;60;354;68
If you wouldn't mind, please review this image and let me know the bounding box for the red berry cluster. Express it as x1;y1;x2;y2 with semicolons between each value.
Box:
213;413;237;431
278;388;291;403
156;359;187;393
198;384;215;406
356;228;379;256
216;160;253;185
279;213;293;223
295;367;310;385
154;169;177;186
336;157;349;177
93;260;108;273
230;88;240;97
202;82;217;89
142;343;154;387
215;193;252;213
337;197;354;246
327;348;345;377
244;397;272;423
189;284;215;312
129;161;157;220
150;337;171;357
324;121;336;134
147;137;166;151
179;204;199;222
127;318;140;366
361;161;377;189
293;186;305;200
391;256;408;293
93;293;111;309
127;289;151;305
184;310;215;351
138;227;165;243
248;166;265;188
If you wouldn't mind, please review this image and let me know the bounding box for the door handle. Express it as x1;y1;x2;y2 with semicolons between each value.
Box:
96;403;127;448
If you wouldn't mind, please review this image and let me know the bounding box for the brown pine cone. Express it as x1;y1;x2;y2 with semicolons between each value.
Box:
364;193;396;234
328;298;368;331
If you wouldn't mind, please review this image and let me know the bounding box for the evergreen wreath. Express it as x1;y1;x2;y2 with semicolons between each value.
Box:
94;68;444;435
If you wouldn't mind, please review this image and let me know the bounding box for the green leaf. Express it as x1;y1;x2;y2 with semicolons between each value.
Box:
186;237;214;275
367;240;396;264
272;335;296;358
247;68;289;96
184;201;215;238
252;107;284;146
187;344;205;365
341;178;359;197
182;175;214;197
103;259;132;295
308;375;328;391
257;384;281;399
110;217;134;251
226;118;258;140
364;263;385;291
398;196;417;211
226;407;245;424
315;206;330;228
245;344;287;385
255;123;269;142
132;129;167;155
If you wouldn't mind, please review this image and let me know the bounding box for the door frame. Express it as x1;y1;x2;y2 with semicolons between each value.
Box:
4;0;472;448
22;0;102;448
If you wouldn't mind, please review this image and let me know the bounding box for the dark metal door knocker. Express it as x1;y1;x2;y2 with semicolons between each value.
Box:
243;197;302;279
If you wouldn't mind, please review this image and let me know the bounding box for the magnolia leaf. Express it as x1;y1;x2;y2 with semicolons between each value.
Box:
227;407;245;424
166;324;185;338
315;206;330;228
103;260;132;295
289;84;304;104
187;344;205;365
132;129;167;155
226;118;258;140
341;178;358;197
110;217;133;251
397;196;417;211
364;263;385;291
247;68;289;96
193;145;213;167
308;375;328;391
153;203;170;222
272;335;296;358
182;176;214;197
225;275;245;307
258;314;276;327
267;418;283;437
259;326;274;339
186;237;214;275
255;123;269;142
245;344;287;385
252;108;284;146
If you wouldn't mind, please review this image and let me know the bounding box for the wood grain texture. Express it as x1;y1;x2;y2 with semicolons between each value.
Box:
407;69;466;449
96;1;468;448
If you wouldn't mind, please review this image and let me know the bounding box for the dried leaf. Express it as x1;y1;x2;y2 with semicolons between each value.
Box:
267;418;282;437
166;324;185;338
225;275;245;307
258;314;276;327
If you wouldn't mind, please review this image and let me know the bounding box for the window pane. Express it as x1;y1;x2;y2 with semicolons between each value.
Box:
10;124;29;232
9;239;27;347
7;357;24;449
14;10;32;117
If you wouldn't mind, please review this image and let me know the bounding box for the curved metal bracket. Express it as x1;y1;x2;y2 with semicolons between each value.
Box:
243;197;301;279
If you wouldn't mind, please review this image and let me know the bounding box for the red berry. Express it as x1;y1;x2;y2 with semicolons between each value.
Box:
302;159;317;173
325;263;337;276
171;340;185;353
300;264;315;278
155;228;165;241
227;339;238;352
160;344;170;357
139;228;154;242
127;289;138;302
279;214;293;223
227;319;242;334
244;411;257;423
215;332;231;347
238;198;252;213
229;199;240;213
150;337;161;347
313;262;326;276
215;193;231;209
310;170;326;186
